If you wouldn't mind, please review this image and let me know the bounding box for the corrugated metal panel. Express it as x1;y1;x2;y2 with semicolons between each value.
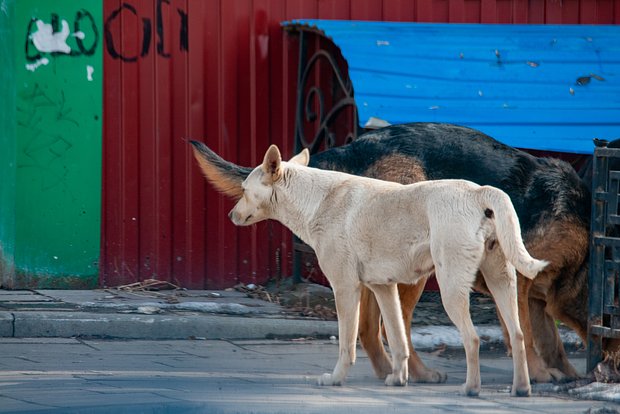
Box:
286;20;620;154
102;0;300;289
102;0;620;289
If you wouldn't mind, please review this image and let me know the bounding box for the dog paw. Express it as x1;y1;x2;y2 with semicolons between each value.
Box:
548;368;575;383
512;385;531;397
317;373;342;386
529;367;554;383
462;383;480;397
529;364;577;384
385;373;408;387
411;369;447;384
372;360;393;379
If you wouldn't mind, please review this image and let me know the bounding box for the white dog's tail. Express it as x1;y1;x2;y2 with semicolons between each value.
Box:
478;186;548;279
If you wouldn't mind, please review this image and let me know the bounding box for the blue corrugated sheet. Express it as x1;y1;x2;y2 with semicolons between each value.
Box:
284;20;620;154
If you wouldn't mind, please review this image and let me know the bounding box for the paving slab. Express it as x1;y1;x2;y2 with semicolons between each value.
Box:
0;338;614;414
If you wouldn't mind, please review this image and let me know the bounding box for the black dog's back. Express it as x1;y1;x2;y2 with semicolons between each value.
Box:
309;123;591;231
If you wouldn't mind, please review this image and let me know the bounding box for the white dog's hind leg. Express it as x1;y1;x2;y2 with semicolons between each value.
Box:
480;251;531;397
318;283;361;386
367;283;409;386
436;267;481;397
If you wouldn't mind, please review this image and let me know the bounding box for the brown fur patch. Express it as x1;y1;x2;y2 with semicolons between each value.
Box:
523;219;589;340
364;155;426;184
192;147;244;200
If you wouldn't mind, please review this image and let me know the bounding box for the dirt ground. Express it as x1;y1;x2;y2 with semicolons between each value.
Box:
236;278;500;326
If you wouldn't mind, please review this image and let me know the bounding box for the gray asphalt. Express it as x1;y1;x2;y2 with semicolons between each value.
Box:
0;337;614;414
0;289;618;413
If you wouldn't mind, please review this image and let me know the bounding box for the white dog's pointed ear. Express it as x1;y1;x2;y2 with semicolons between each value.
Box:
262;145;282;180
289;148;309;166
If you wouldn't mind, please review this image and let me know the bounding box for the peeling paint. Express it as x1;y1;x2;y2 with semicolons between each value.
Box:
86;65;94;81
25;57;49;72
31;19;71;54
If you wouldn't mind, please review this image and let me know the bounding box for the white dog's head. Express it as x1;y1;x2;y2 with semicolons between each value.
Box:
228;145;309;226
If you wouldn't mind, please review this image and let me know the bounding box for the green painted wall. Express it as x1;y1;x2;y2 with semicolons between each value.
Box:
1;0;102;288
0;0;17;288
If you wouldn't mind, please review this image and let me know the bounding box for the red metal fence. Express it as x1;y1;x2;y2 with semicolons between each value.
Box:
101;0;620;289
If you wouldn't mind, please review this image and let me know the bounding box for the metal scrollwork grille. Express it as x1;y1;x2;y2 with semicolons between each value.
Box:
292;28;358;156
285;26;360;283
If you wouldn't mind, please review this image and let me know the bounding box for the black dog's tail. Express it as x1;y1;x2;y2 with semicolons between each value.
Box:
189;140;252;201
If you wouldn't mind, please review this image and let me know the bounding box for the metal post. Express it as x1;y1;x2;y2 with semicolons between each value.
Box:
588;149;606;371
292;31;308;284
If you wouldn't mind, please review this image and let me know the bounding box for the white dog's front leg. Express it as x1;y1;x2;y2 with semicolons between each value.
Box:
318;283;361;386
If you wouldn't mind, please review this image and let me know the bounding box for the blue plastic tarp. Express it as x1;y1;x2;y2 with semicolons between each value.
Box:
284;20;620;154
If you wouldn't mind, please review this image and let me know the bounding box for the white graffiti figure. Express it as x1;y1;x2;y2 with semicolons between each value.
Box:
31;19;71;54
27;18;88;75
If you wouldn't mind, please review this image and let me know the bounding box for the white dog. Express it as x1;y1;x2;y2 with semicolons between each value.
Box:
213;144;547;397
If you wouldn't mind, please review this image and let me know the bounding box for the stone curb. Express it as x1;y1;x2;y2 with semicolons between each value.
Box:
0;309;582;353
0;312;13;337
0;311;338;340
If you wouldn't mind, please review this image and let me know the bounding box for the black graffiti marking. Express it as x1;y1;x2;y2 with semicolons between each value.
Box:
103;2;163;61
74;9;98;56
178;8;188;52
50;13;60;32
17;83;77;190
25;2;188;64
105;0;188;62
18;84;79;128
156;0;170;58
142;17;152;57
104;3;139;62
25;10;100;62
53;90;79;126
25;18;42;62
24;4;189;65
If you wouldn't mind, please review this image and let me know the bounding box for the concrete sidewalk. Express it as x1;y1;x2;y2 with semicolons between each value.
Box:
0;288;339;341
1;288;620;408
0;288;581;348
0;337;616;413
